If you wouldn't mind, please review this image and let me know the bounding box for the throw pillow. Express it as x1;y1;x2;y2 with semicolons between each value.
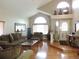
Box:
12;33;18;40
9;34;14;42
0;46;3;50
1;35;10;42
16;33;22;40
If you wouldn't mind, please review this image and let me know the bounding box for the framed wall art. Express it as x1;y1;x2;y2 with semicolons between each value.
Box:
14;23;26;32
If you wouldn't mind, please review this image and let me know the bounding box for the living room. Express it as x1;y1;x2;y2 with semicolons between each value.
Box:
0;0;79;59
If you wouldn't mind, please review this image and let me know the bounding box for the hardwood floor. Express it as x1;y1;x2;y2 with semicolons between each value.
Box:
31;41;79;59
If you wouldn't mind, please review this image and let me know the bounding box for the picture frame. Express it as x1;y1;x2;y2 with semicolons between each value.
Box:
14;23;26;32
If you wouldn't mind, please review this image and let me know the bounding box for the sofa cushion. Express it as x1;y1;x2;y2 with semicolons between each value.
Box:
0;46;3;50
16;33;22;40
0;41;8;45
1;35;10;42
11;33;18;41
31;32;43;40
11;33;22;41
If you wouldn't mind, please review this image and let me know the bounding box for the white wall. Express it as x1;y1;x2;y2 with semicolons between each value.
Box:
0;18;29;36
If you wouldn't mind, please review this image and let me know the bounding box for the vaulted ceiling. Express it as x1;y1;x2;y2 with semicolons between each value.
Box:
39;0;72;15
0;0;51;19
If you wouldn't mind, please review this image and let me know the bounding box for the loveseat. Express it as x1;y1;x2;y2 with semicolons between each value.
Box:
31;32;43;40
0;45;33;59
0;45;21;59
0;33;27;45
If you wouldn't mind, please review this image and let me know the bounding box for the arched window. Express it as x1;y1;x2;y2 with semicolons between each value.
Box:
57;1;69;9
60;22;68;31
33;17;48;34
34;17;47;24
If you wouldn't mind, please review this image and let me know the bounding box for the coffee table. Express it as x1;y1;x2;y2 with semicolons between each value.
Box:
21;40;40;50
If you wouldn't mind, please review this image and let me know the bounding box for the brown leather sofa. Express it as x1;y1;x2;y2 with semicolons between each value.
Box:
0;33;27;45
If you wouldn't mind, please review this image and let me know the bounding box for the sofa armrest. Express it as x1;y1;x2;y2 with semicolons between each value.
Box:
0;46;21;59
17;50;33;59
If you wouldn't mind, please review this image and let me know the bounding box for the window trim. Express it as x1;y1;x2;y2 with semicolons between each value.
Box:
33;16;48;34
0;21;5;35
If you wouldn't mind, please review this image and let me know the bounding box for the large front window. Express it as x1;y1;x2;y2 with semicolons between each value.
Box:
0;22;4;35
33;17;48;34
